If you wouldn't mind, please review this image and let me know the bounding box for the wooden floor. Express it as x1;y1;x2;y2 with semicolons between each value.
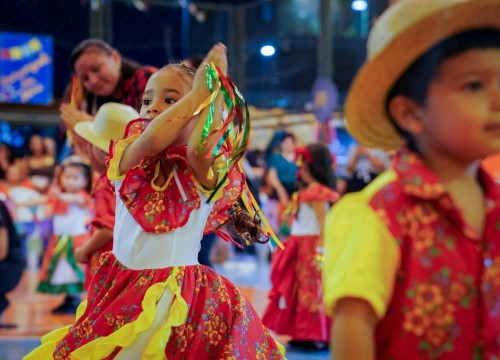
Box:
0;270;75;339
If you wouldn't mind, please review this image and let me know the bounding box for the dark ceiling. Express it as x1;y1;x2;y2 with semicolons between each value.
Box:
195;0;265;4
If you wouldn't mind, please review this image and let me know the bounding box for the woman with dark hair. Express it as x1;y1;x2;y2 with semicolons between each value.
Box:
263;143;339;351
60;38;157;131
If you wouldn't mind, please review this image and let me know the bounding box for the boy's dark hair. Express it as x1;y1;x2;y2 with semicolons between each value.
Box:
305;143;337;190
386;29;500;149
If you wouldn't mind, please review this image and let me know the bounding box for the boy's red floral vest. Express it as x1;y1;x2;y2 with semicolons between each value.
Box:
371;151;500;359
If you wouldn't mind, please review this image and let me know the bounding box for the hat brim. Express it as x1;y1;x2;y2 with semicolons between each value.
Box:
74;121;110;153
345;0;500;150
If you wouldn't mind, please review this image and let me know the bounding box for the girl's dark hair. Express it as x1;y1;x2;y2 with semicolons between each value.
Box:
183;54;204;70
227;202;270;246
386;28;500;150
305;143;336;190
135;62;195;110
164;62;196;79
59;162;92;194
70;38;142;114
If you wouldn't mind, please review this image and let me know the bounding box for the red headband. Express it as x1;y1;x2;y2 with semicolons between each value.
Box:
295;147;312;165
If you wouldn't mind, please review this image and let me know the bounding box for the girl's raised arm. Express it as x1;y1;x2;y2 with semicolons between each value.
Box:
118;44;227;175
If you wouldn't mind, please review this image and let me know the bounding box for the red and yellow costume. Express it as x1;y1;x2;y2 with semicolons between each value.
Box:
37;191;91;295
83;173;115;290
25;119;285;359
324;150;500;359
263;183;339;343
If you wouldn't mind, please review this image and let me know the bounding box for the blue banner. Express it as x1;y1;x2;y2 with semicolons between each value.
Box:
0;32;53;105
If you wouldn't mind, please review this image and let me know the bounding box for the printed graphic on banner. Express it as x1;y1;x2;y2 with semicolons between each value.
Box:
0;32;53;105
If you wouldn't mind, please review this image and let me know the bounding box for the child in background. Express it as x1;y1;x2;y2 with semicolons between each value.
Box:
37;160;92;314
323;0;500;358
72;103;138;289
25;43;285;359
263;143;339;351
0;162;47;268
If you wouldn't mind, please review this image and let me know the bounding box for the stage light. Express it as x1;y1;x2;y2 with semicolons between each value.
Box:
260;45;276;57
351;0;368;11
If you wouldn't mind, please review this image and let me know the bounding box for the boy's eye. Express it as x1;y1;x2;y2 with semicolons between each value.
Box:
141;99;152;106
165;98;176;105
465;81;483;91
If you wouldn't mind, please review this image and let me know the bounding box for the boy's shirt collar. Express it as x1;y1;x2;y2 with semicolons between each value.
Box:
393;148;500;203
391;148;500;241
393;149;447;200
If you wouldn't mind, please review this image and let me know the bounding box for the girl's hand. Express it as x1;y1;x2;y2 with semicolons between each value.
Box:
192;43;228;97
59;103;94;131
74;245;90;264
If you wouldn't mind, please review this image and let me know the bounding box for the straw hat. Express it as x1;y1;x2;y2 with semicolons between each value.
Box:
344;0;500;150
74;103;139;153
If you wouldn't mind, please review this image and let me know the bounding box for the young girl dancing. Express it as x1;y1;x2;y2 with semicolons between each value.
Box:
25;43;285;359
262;143;339;351
37;160;92;314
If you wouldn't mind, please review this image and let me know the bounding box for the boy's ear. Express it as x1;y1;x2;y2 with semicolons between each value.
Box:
388;95;424;135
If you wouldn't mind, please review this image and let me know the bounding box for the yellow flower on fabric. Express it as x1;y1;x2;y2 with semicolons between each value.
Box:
208;330;222;346
403;307;430;336
154;223;169;232
413;227;435;252
450;282;467;302
427;327;447;346
137;276;148;287
55;345;69;360
219;285;230;303
412;204;438;224
221;343;236;359
431;303;455;327
76;318;93;339
414;284;443;311
195;273;208;292
256;341;270;360
144;199;165;217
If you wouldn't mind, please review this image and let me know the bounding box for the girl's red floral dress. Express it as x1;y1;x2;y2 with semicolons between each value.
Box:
263;183;339;343
24;119;285;360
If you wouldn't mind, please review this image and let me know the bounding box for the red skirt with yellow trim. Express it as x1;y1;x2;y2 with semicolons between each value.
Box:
26;251;286;360
262;234;331;342
83;242;113;291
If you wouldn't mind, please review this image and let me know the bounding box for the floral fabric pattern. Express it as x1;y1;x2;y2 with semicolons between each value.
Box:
108;118;245;235
46;252;284;359
369;150;500;359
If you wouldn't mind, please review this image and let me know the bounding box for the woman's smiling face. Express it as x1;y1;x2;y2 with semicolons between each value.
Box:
74;48;121;97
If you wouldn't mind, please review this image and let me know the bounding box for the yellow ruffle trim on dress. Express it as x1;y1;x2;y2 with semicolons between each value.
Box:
22;300;88;359
192;175;228;203
107;134;141;181
23;267;188;360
